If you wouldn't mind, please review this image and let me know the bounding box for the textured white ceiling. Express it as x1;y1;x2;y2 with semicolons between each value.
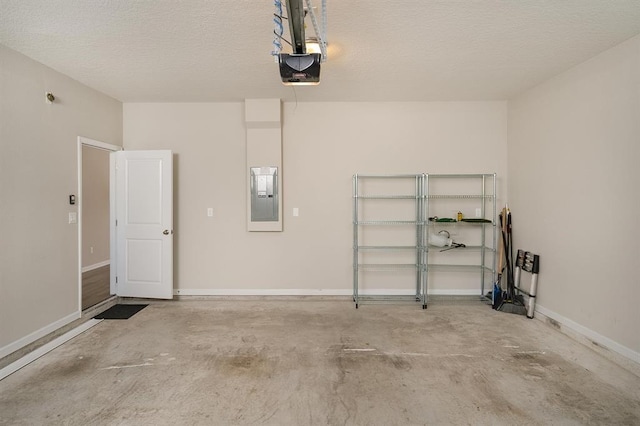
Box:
1;1;640;102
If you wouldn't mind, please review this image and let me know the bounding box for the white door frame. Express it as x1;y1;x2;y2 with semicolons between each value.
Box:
77;136;122;312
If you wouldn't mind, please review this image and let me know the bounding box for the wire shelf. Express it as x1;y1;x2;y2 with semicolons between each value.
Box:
355;195;421;199
427;173;495;178
428;220;495;225
427;264;494;273
427;245;494;252
426;194;494;199
355;295;424;303
357;263;424;271
358;245;422;250
356;220;424;226
354;174;425;179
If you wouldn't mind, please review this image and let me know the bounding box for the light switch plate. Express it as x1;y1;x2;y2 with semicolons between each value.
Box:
293;208;299;217
68;212;77;224
207;208;213;217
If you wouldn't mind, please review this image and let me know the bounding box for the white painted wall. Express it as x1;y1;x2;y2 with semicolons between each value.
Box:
0;45;122;354
508;35;640;358
124;101;507;295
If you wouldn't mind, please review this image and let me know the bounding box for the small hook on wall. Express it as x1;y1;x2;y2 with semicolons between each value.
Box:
45;92;55;104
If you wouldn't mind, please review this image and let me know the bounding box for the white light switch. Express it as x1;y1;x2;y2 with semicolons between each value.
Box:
475;208;482;218
293;208;299;217
68;212;77;224
207;208;213;217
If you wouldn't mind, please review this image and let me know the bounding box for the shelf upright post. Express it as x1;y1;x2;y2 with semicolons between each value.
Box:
480;175;486;295
424;173;430;302
420;173;427;308
414;175;420;299
492;173;497;288
353;174;359;308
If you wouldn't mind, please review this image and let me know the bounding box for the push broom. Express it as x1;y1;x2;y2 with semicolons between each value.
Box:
492;207;506;309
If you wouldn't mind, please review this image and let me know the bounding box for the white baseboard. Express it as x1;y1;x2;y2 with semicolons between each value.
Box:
174;288;482;297
175;288;352;296
0;319;102;381
535;304;640;365
81;260;110;273
0;311;81;359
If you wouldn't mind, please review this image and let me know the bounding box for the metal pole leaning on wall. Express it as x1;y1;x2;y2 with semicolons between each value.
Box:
515;250;540;319
527;268;539;318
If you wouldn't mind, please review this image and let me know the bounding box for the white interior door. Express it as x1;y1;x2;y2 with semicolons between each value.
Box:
113;150;173;299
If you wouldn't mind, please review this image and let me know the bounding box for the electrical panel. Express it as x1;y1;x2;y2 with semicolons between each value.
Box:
250;167;278;222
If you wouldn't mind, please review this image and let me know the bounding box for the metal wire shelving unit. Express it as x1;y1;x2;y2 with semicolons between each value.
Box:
352;174;427;309
352;173;497;309
425;173;497;299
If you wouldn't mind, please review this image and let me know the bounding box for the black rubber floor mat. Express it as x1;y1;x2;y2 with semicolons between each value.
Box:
94;304;148;320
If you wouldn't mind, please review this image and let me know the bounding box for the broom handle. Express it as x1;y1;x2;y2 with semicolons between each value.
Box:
497;208;505;280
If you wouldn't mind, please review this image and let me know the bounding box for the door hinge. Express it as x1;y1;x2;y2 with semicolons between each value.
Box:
115;219;118;226
115;276;118;284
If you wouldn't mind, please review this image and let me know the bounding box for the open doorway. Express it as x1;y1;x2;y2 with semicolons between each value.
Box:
78;137;121;310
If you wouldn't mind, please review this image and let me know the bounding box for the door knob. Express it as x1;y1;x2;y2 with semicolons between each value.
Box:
163;229;170;235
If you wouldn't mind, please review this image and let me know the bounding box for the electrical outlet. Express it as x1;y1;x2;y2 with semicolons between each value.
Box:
475;208;482;218
68;212;77;224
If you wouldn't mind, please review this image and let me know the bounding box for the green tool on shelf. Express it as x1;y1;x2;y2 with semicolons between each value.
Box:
429;217;457;222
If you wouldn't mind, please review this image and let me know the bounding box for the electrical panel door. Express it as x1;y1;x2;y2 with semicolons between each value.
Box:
250;167;278;222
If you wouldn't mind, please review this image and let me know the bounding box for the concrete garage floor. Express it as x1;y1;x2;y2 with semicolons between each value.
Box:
1;299;639;425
